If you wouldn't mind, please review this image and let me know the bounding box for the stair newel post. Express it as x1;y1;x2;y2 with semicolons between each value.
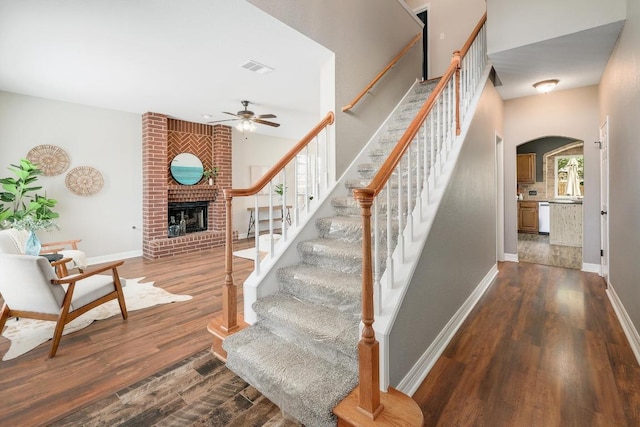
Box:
453;50;462;136
222;190;238;333
208;189;248;362
353;187;383;419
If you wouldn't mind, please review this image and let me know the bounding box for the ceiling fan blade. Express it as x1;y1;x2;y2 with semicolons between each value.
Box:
255;113;276;119
222;112;240;118
207;118;239;124
252;118;280;127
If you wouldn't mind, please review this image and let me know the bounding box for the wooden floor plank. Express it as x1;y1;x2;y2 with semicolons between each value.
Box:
2;250;640;426
414;261;640;426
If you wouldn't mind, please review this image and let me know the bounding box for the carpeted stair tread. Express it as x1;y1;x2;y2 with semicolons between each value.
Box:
223;324;358;427
278;264;361;313
298;238;362;274
224;80;439;427
316;216;364;242
253;293;359;360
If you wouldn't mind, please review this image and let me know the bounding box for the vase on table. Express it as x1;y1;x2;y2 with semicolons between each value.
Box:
24;230;41;256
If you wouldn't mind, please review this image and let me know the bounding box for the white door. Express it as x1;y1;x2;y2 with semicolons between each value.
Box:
599;118;609;283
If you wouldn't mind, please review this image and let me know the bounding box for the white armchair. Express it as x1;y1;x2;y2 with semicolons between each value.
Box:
0;254;127;358
0;228;88;272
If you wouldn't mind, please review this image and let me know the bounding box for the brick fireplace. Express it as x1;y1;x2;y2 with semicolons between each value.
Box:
142;113;232;259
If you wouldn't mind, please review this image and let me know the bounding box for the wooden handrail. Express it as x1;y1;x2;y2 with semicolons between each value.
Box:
208;111;335;361
460;12;487;58
367;61;458;197
348;13;487;422
227;111;335;198
342;33;422;113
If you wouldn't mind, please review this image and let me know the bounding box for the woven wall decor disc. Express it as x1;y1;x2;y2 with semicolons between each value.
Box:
65;166;104;196
26;144;70;176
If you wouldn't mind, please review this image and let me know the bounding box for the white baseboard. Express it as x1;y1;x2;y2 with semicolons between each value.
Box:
606;282;640;366
88;250;142;266
582;262;601;274
504;253;518;262
397;264;499;396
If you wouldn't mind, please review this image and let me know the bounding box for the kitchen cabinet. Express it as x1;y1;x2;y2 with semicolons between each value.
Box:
518;201;538;233
517;153;536;183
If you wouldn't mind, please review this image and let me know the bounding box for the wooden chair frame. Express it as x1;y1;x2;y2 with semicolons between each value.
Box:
0;258;128;358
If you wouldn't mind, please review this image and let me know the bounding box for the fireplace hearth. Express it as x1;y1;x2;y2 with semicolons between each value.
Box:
168;201;208;237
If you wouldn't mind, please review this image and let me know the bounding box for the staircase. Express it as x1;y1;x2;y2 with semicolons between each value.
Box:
223;80;437;427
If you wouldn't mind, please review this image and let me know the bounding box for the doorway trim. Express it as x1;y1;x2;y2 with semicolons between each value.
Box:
495;132;505;262
599;117;610;282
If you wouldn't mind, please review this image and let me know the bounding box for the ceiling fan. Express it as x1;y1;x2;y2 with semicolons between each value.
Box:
208;100;280;131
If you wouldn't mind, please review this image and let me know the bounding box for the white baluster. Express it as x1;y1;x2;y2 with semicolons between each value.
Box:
254;195;261;276
406;138;413;242
386;180;394;289
373;196;381;315
397;162;404;264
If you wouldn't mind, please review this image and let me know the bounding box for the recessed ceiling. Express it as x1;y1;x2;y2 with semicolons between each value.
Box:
489;21;624;99
0;0;333;140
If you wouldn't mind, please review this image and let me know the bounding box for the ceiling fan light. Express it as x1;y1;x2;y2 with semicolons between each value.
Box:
235;121;244;131
242;120;252;131
533;79;559;94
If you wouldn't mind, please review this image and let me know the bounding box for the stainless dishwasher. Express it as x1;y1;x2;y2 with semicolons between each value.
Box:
538;201;550;234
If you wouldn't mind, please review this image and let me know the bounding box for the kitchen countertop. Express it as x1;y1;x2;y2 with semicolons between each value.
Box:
548;199;583;204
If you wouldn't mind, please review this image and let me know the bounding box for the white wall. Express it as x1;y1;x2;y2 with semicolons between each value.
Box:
599;0;640;339
487;0;626;54
0;91;142;260
503;86;601;264
231;129;296;238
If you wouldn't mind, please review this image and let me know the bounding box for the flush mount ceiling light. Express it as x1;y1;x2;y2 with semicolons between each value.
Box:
533;79;559;94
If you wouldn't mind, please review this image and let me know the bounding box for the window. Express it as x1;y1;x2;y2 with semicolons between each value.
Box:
554;155;584;198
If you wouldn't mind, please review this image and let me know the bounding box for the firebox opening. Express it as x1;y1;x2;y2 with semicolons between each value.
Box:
168;201;208;237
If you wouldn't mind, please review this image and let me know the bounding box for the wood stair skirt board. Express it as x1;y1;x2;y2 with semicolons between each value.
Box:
333;386;423;426
207;314;248;362
215;81;437;426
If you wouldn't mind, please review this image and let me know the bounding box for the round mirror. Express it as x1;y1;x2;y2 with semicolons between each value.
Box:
170;153;203;185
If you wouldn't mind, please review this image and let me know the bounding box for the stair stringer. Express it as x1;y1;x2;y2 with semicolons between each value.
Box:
372;65;493;391
241;80;423;324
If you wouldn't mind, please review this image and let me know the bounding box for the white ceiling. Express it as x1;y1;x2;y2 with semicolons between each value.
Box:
0;0;333;140
1;1;625;136
489;21;625;99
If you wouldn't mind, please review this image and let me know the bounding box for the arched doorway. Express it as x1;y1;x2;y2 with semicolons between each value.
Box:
516;136;584;269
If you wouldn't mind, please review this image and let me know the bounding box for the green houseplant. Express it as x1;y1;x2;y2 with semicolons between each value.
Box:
0;159;59;254
203;166;219;185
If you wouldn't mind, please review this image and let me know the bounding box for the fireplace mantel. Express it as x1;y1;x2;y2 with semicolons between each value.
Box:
167;185;219;203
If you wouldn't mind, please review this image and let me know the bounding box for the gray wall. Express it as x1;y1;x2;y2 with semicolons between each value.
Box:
389;80;503;386
599;0;640;334
248;0;423;177
503;86;600;264
487;0;626;54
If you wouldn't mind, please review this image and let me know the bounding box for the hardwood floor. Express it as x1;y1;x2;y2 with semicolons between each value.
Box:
414;261;640;426
0;242;257;426
2;247;639;426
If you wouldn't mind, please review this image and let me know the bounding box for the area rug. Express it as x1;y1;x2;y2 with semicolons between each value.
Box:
0;277;192;361
233;247;268;261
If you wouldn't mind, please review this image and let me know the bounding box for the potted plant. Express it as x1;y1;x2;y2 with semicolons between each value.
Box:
0;159;59;255
203;166;219;185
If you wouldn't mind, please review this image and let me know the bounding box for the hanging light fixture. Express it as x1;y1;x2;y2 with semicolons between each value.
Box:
533;79;559;94
236;119;256;133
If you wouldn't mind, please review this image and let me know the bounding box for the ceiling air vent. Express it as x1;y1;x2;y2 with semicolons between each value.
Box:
240;60;274;74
